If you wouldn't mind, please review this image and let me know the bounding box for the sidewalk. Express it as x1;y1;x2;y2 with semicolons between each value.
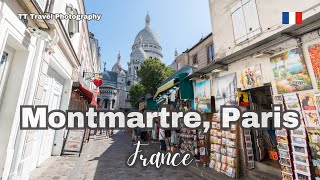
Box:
30;131;204;180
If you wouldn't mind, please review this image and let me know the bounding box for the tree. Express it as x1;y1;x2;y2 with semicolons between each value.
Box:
137;58;175;95
129;83;145;109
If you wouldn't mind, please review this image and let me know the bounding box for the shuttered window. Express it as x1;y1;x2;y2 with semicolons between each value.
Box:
231;0;261;44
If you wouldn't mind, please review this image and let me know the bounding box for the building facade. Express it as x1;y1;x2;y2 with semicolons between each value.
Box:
0;0;100;179
171;33;214;71
189;0;320;179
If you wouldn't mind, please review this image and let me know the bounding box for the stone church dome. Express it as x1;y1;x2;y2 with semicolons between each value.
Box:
132;13;161;49
131;37;147;61
111;51;124;72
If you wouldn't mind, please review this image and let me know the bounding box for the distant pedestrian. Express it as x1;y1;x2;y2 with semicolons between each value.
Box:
132;129;138;142
159;128;166;152
105;128;110;139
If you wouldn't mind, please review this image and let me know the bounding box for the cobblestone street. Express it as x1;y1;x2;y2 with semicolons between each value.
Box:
30;131;204;180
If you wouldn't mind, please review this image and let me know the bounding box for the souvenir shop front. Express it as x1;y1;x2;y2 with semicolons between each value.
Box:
204;32;320;179
154;66;212;164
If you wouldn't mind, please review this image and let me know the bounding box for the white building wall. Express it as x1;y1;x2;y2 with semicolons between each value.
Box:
0;0;95;179
209;0;320;60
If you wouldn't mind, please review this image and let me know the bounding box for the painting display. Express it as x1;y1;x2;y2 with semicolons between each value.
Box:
213;73;237;113
299;94;317;110
240;64;263;90
238;91;249;107
194;79;211;113
307;43;320;90
270;48;312;94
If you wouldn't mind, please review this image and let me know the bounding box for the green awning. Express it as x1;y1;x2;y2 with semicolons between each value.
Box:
146;97;158;110
153;79;175;99
153;66;196;100
179;73;194;100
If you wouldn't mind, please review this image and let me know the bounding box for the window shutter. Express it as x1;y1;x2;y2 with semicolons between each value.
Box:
242;0;261;38
231;2;247;44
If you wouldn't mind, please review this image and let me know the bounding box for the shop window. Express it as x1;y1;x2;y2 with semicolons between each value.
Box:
231;0;261;44
104;99;109;109
207;43;214;63
0;51;9;85
192;54;198;64
112;99;115;109
66;5;80;38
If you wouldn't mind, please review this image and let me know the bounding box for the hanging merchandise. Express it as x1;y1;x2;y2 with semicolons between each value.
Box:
209;113;239;178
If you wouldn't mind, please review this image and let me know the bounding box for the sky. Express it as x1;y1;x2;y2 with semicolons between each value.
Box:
84;0;212;70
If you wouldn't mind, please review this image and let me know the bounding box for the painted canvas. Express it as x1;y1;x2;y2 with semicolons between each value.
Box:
308;43;320;90
299;94;317;110
194;80;211;113
240;64;263;90
238;91;249;107
270;48;312;94
213;73;237;113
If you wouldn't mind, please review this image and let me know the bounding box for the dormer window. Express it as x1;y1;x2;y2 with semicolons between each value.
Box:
66;4;79;38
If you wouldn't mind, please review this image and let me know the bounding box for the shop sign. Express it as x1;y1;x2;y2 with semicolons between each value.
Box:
63;129;85;153
240;64;263;90
270;48;312;94
194;79;211;113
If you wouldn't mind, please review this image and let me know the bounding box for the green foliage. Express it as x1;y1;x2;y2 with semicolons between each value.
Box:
129;83;145;109
137;58;175;95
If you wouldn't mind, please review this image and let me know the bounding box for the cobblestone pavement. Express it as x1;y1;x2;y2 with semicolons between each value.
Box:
30;130;204;180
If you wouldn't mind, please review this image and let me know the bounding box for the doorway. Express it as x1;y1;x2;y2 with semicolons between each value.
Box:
247;86;280;168
35;67;64;166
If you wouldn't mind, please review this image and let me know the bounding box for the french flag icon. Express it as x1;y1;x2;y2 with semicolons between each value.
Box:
282;12;302;24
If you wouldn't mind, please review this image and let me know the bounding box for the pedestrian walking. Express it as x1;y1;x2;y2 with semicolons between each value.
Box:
105;128;110;139
159;128;166;152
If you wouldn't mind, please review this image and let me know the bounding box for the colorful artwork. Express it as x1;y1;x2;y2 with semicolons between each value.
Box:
315;94;320;115
303;111;320;127
307;128;320;143
213;73;237;113
299;94;317;110
270;48;312;94
312;159;320;177
307;43;320;90
238;91;249;107
310;143;320;159
194;80;211;113
240;64;263;90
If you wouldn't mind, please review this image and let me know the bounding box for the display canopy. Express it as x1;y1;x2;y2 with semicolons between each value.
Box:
154;66;195;100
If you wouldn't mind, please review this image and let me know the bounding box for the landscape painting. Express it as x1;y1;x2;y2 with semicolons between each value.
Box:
270;48;312;94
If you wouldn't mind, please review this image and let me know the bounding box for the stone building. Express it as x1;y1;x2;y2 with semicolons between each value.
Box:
0;0;100;179
99;13;163;110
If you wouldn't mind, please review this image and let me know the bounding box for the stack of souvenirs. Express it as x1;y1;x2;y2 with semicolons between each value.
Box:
298;93;320;179
273;93;320;179
209;113;237;178
274;94;295;180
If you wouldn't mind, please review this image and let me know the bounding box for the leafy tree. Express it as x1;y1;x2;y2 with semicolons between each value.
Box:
137;58;175;95
129;83;145;109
